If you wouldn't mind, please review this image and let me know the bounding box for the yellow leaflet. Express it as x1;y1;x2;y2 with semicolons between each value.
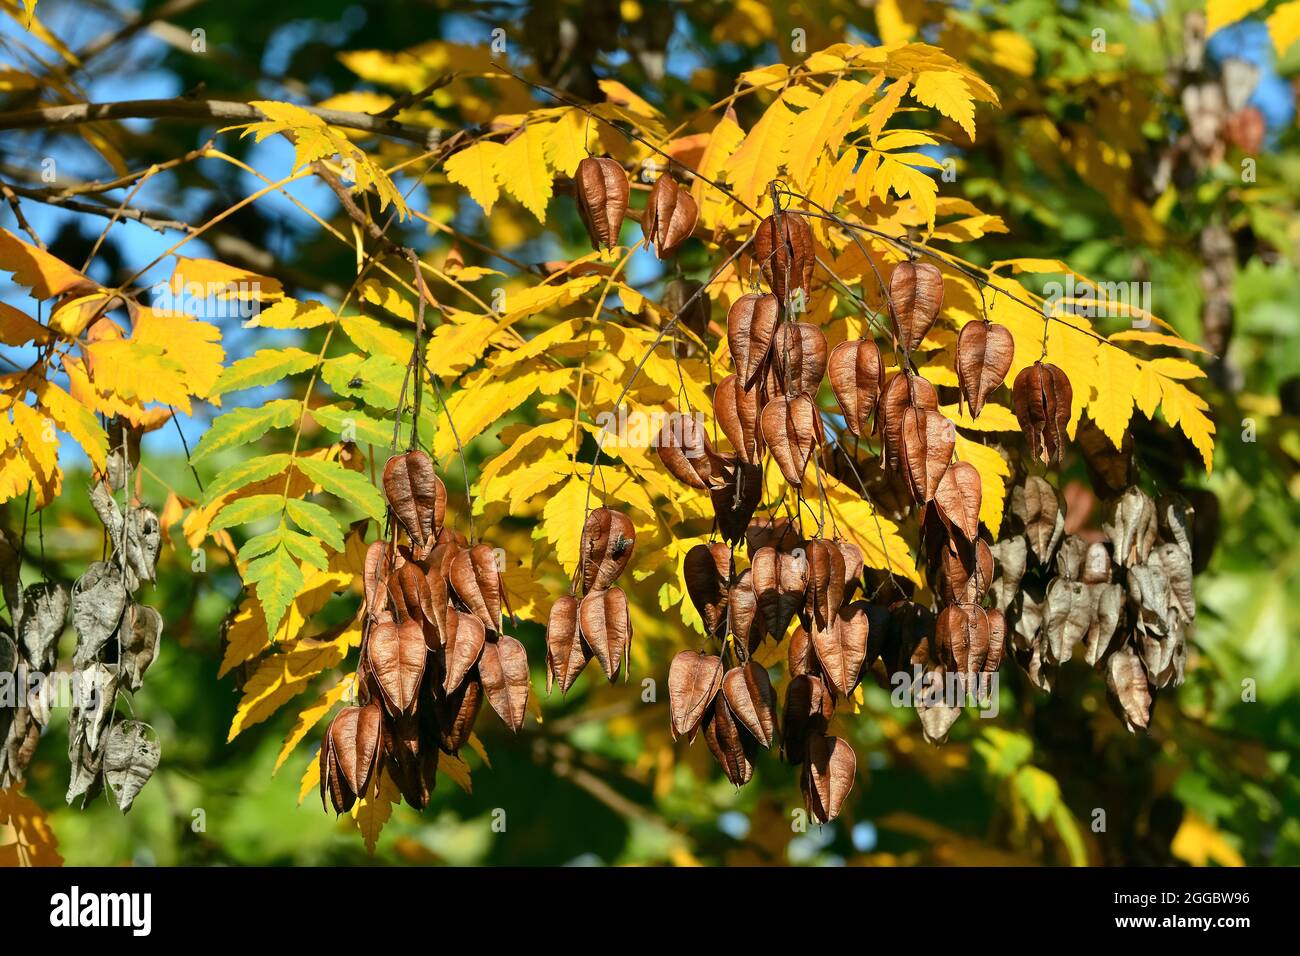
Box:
359;280;415;322
537;474;590;577
495;125;552;222
876;0;921;44
1207;0;1267;36
445;140;505;214
9;402;55;481
1158;377;1216;473
1108;328;1210;355
298;753;321;806
821;472;921;584
940;401;1020;433
351;769;400;855
433;366;572;459
784;78;874;188
168;257;283;300
275;680;348;773
1089;346;1139;449
911;70;977;141
865;73;911;142
35;379;106;470
725;88;805;208
227;626;356;741
1268;2;1300;55
0;302;51;345
0;227;95;301
692;109;745;228
244;297;335;329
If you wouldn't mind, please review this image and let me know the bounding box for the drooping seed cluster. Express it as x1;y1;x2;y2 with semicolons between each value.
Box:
320;449;529;814
1;448;163;813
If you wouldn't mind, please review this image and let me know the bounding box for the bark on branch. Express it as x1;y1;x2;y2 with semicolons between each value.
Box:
0;98;445;149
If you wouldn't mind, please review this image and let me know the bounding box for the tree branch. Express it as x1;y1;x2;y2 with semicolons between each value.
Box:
0;98;446;149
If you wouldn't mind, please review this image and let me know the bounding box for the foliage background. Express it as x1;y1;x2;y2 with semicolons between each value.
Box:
2;0;1298;866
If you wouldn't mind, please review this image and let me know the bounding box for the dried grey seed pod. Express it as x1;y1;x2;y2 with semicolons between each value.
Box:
1103;486;1157;567
989;535;1027;612
89;483;162;590
1024;638;1055;692
1054;534;1089;581
105;420;143;493
103;720;161;813
66;734;105;808
1106;643;1152;732
1012;589;1046;652
119;603;163;693
1151;542;1194;624
1044;577;1099;664
71;562;127;668
19;581;69;670
1011;476;1064;565
2;706;41;789
1082;583;1124;667
69;662;118;753
1081;541;1113;584
1126;562;1171;633
1156;493;1194;562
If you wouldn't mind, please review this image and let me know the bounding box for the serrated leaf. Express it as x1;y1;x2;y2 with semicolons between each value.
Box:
295;456;385;521
211;494;283;531
244;542;305;637
202;453;293;507
213;348;317;396
191;399;300;464
285;498;345;551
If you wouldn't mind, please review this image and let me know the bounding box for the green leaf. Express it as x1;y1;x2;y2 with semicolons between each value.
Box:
211;494;284;532
212;347;317;396
321;351;425;411
309;403;394;447
285;498;344;551
340;314;411;363
294;457;385;521
201;453;292;507
192;400;300;464
282;527;329;569
238;525;286;563
1013;765;1061;824
245;542;304;637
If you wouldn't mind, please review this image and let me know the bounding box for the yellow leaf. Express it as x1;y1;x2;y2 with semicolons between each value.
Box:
1268;1;1300;55
0;787;63;867
1158;377;1215;473
495;126;552;222
821;473;921;584
783;79;873;187
1089;346;1139;449
445;140;505;214
298;753;321;806
911;70;977;140
226;628;354;741
538;475;590;578
35;380;106;470
0;302;51;345
351;768;400;855
1207;0;1266;36
433;366;571;459
865;73;911;142
545;109;591;177
876;0;922;44
1108;329;1210;354
692;109;745;228
1171;812;1244;867
10;402;55;481
168;257;283;300
244;297;335;329
0;227;95;300
725;88;804;208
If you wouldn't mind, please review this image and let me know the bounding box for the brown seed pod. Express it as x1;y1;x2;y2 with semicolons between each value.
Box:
387;561;437;626
728;568;762;652
319;730;354;815
580;507;636;593
828;339;884;436
900;408;955;502
888;260;944;352
837;540;864;596
363;541;393;613
936;603;990;687
933;460;982;542
441;607;486;694
760;394;819;487
984;607;1007;676
434;676;482;753
421;562;451;649
578;587;631;681
813;601;871;697
1106;643;1152;732
1013;361;1073;464
711;461;762;545
703;694;756;787
727;292;780;389
879;372;938;471
574;156;629;250
683;542;732;639
721;662;778;749
668;650;724;740
787;622;815;679
753;210;814;305
714;374;765;464
545;596;589;696
802;734;856;824
804;538;846;631
783;673;835;764
382;451;446;561
478;635;530;733
366;619;427;715
956;321;1014;419
326;702;383;802
744;516;802;557
642;175;698;258
657;411;729;489
771;321;828;398
752;545;809;641
939;537;994;605
449;544;504;633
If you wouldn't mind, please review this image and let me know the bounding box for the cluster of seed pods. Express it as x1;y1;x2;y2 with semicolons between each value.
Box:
320;449;528;814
